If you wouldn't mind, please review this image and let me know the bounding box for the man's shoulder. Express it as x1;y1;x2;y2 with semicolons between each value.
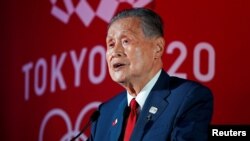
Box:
158;70;209;91
169;76;210;90
168;76;213;100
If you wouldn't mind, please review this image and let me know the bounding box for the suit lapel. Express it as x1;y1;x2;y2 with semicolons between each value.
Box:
109;94;127;141
130;70;171;141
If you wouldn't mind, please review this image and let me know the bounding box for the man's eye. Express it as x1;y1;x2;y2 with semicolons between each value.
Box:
122;40;129;45
108;43;114;48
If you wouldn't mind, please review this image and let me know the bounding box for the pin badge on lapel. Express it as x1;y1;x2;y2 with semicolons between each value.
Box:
112;118;118;126
149;106;158;114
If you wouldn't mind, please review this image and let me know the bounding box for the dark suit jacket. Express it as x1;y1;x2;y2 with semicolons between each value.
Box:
89;70;213;141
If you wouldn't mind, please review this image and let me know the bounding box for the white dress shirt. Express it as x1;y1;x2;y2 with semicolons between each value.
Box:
127;70;161;110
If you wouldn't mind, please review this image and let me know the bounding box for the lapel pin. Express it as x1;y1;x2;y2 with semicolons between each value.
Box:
149;106;158;114
112;118;118;126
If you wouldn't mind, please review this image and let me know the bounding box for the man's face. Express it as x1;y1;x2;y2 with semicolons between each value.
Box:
106;17;158;84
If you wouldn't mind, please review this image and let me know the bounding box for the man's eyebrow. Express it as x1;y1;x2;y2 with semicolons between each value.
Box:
106;37;113;43
106;34;115;40
119;30;138;40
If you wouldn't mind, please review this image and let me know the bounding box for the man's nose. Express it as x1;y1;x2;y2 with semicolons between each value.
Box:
112;43;125;57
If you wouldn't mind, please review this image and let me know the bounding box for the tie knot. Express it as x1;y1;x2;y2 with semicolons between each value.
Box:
130;98;138;110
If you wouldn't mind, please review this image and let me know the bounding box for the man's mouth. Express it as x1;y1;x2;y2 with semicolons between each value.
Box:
112;63;125;70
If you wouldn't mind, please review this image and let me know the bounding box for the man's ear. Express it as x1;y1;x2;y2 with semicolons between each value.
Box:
154;37;165;59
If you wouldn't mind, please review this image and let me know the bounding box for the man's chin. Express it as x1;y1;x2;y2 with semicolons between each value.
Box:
113;79;125;84
111;77;126;84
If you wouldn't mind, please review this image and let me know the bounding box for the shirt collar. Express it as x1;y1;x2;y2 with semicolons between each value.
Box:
127;70;162;110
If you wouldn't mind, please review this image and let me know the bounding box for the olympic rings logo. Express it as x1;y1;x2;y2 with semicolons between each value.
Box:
39;101;101;141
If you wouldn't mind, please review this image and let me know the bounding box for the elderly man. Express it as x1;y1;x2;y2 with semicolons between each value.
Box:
89;7;213;141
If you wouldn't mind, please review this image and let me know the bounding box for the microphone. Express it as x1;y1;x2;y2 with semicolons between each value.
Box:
70;110;100;141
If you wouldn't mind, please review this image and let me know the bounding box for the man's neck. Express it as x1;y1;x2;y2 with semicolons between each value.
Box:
124;68;162;96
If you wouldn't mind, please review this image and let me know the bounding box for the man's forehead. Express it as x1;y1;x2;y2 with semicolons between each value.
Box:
107;29;137;38
106;18;142;38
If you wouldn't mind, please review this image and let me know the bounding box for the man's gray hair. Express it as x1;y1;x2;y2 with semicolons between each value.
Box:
108;8;164;37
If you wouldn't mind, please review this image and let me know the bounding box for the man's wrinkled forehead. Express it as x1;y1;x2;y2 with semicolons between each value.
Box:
106;17;142;37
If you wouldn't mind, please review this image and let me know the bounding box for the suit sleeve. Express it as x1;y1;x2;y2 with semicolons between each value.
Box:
170;85;213;141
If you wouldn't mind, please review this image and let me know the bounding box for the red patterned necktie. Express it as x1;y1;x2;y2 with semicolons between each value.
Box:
124;98;139;141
